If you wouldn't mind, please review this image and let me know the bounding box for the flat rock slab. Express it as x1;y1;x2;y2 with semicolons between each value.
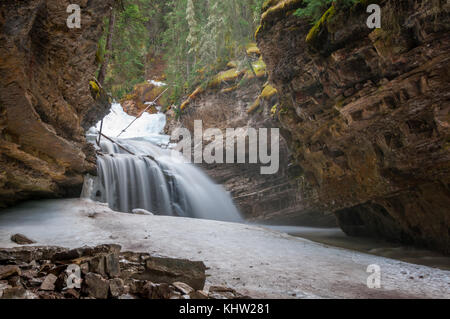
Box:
0;199;449;299
131;257;206;290
0;265;21;280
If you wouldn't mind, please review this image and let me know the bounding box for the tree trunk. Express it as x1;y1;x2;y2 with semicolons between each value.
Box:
98;6;116;85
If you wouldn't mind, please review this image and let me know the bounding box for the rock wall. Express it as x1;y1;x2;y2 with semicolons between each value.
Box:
165;67;336;226
0;0;112;207
257;0;450;252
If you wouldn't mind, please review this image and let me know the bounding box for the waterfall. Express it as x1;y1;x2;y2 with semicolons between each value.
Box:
84;104;242;223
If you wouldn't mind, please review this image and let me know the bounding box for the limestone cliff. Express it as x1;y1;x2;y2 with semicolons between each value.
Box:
257;0;450;252
0;0;112;207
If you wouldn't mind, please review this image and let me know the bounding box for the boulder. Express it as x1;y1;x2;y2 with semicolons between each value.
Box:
172;282;194;295
0;265;21;280
105;253;120;278
109;278;125;298
83;273;109;299
10;234;36;245
132;256;207;290
40;274;58;291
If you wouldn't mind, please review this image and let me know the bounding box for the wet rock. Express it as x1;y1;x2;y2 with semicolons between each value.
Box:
0;265;21;279
83;273;109;299
109;278;125;298
0;287;27;299
126;279;148;296
7;276;22;288
88;255;106;277
132;257;207;290
172;282;194;295
105;253;120;278
40;274;58;291
11;234;36;245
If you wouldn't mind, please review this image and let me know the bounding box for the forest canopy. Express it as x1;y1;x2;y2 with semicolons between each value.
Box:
97;0;344;104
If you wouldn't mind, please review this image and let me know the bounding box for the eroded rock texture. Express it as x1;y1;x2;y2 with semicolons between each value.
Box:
0;0;112;206
166;78;335;226
257;0;450;252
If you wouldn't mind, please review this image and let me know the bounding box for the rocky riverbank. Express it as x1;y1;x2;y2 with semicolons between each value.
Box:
0;244;247;299
0;199;448;299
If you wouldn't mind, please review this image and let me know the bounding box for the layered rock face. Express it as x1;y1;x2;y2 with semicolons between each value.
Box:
257;0;450;252
166;77;336;226
0;0;112;207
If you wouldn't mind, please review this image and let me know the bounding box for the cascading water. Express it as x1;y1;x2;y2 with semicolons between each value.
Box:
83;103;242;223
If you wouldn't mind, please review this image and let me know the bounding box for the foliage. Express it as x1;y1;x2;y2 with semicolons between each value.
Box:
294;0;357;23
99;0;267;102
161;0;266;105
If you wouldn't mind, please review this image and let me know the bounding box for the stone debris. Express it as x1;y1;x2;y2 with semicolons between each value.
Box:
11;234;36;245
0;244;247;299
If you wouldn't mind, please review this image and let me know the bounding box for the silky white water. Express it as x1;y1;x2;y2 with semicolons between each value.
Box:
84;103;242;223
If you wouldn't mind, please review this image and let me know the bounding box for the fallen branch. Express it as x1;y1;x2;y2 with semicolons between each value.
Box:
117;87;169;138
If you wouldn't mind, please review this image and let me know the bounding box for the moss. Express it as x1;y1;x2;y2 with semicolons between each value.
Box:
271;103;279;115
262;0;283;12
246;43;261;56
261;0;304;23
260;84;277;100
247;97;261;114
305;5;335;45
179;86;204;111
221;85;239;94
227;61;238;69
209;68;244;88
245;58;267;79
95;46;104;64
255;25;262;39
89;81;100;98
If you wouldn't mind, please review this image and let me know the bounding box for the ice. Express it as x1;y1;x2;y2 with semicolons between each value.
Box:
0;199;449;299
92;103;170;145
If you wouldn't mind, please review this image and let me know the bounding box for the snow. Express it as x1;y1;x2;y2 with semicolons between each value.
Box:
148;80;166;87
0;199;448;299
90;103;170;145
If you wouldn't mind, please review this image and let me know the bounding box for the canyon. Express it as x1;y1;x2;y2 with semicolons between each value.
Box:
0;0;448;284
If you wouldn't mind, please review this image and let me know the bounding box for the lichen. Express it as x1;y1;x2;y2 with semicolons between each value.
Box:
209;68;244;88
221;85;238;94
271;103;279;115
246;43;261;56
260;84;277;100
245;58;267;79
89;81;100;98
247;97;261;114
